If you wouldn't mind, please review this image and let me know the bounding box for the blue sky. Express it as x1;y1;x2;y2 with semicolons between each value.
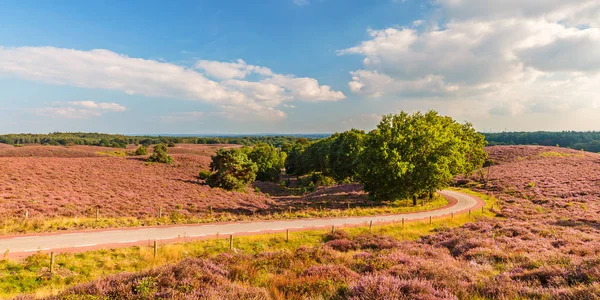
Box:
1;0;599;134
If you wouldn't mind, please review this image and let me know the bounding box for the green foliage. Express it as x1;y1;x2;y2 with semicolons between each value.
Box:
328;129;366;181
134;145;148;155
359;111;487;201
311;173;337;187
207;148;258;191
0;132;325;148
167;141;176;147
302;137;335;174
247;143;285;182
484;131;600;152
146;144;173;164
198;170;211;180
284;142;309;175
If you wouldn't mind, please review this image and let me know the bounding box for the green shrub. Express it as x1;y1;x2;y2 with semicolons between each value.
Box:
167;141;176;147
198;170;211;180
206;148;258;191
147;144;173;164
311;173;337;187
135;145;148;155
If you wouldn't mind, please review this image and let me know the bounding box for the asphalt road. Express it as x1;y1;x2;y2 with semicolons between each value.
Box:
0;189;481;257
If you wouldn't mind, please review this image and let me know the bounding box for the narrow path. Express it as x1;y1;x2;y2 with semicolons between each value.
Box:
0;190;484;258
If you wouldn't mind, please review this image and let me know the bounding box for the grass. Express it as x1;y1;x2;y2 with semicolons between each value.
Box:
93;150;128;157
0;195;449;235
0;188;495;298
539;151;583;158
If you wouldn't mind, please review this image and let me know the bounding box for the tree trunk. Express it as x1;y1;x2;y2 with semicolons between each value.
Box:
412;195;417;206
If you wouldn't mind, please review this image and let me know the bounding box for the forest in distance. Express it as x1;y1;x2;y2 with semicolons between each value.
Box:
2;131;600;152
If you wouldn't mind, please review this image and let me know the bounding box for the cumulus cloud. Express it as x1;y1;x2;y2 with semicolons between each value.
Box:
33;101;126;119
0;46;344;120
195;59;272;80
70;101;127;112
339;0;600;118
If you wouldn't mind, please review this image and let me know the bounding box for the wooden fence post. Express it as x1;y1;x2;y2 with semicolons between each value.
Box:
229;235;233;250
159;207;162;218
153;240;158;258
96;208;99;221
286;229;289;242
25;209;29;219
369;221;373;232
402;218;405;227
50;252;55;275
430;216;432;225
331;226;335;234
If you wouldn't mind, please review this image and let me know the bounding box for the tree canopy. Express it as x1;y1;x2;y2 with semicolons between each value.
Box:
359;111;487;201
328;129;366;181
248;143;285;182
206;148;258;191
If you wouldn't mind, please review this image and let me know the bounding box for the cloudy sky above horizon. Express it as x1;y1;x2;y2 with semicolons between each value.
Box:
1;0;599;134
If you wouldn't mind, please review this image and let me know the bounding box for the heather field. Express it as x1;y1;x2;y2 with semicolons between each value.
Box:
0;144;273;221
0;144;445;234
16;145;600;299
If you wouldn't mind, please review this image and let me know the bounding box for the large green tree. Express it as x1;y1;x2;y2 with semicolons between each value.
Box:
284;141;309;175
301;136;336;175
359;111;487;202
328;129;366;181
248;143;285;182
206;148;258;191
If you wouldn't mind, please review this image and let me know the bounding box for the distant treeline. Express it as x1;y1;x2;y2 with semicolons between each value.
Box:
0;132;316;148
484;132;600;152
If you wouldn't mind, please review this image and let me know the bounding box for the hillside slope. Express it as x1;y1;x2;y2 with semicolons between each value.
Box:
37;145;600;299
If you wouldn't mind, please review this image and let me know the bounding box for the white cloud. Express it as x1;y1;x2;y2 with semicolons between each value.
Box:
195;59;272;80
263;74;345;102
70;101;127;112
0;46;344;120
339;1;600;119
33;101;127;119
34;107;103;119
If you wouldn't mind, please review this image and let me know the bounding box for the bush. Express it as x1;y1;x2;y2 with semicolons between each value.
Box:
198;170;211;180
146;144;173;164
311;173;337;187
134;145;148;155
206;148;258;191
167;141;176;147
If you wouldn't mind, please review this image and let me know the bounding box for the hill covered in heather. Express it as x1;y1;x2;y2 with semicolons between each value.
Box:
36;145;600;299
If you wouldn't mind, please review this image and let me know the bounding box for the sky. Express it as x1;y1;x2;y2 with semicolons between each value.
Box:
0;0;599;134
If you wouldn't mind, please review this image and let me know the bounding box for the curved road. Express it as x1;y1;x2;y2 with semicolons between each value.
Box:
0;190;483;258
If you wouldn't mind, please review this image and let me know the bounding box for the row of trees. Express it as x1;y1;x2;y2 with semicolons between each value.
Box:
484;131;600;152
0;132;321;148
202;111;488;202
